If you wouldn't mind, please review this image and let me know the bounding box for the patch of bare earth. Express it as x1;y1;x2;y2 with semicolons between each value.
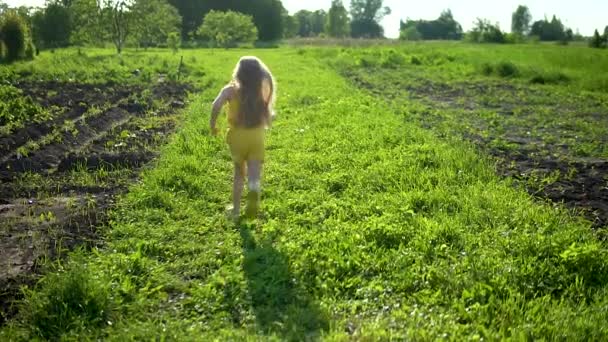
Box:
346;69;608;228
0;80;192;324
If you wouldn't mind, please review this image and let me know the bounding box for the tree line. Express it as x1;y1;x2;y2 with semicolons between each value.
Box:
1;0;606;63
399;5;606;46
0;0;392;59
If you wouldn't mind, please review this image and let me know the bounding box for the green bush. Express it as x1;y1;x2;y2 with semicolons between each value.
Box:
496;61;519;77
478;61;519;78
505;33;524;44
380;50;405;68
197;10;258;48
24;41;35;60
1;10;28;62
530;71;570;85
21;263;112;340
399;27;422;41
0;85;49;127
468;19;506;44
480;62;494;75
166;31;181;54
589;29;607;49
356;55;377;68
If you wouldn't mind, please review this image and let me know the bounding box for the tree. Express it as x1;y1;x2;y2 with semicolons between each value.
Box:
294;10;326;37
511;5;531;36
169;0;283;42
604;26;608;42
530;15;568;41
166;31;180;52
248;0;283;41
282;11;298;38
326;0;349;38
350;0;390;38
294;10;313;37
468;18;505;43
197;10;257;48
0;2;9;14
130;0;181;49
32;2;71;49
1;10;29;62
70;0;105;48
311;10;326;36
435;9;462;40
401;9;463;40
590;29;606;48
399;26;421;41
104;0;132;54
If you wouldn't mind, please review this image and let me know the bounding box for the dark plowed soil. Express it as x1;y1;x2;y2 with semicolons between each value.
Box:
344;68;608;228
0;79;192;325
57;151;157;172
494;148;608;227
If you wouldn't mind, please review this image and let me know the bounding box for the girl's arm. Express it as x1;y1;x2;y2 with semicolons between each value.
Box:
210;85;234;135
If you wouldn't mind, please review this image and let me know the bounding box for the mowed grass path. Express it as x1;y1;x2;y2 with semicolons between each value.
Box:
2;48;608;340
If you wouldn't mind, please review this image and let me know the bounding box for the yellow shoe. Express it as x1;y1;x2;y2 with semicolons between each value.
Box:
245;190;260;218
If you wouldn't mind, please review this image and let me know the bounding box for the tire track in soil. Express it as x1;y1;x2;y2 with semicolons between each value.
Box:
0;80;192;325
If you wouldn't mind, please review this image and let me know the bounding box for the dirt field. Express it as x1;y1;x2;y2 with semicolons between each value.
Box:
344;68;608;227
0;79;191;324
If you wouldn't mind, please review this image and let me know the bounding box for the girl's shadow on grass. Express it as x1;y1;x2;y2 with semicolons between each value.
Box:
238;223;328;339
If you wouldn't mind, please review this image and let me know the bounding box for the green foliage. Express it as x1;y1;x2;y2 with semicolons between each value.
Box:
281;11;298;38
197;10;258;48
504;32;525;44
379;49;405;68
104;0;131;54
326;0;349;38
529;71;570;85
0;10;28;62
24;39;35;59
70;0;105;47
530;15;571;42
468;18;506;43
131;0;181;49
0;85;49;128
480;62;494;75
400;9;463;40
166;31;180;53
21;261;112;340
399;26;422;41
168;0;284;42
349;0;390;38
294;9;326;37
32;2;71;49
495;60;519;77
589;29;607;49
350;18;384;38
511;5;532;35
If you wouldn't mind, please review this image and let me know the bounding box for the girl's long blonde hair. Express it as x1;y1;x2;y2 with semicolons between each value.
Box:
232;56;275;128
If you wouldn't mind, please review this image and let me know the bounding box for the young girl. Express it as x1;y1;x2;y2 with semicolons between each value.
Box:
210;56;276;219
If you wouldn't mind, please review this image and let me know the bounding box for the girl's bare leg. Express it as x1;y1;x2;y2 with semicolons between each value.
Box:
232;162;245;217
246;160;262;217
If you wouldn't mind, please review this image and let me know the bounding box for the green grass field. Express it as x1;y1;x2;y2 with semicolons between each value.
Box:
1;43;607;340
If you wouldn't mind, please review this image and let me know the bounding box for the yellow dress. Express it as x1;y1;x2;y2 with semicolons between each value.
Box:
225;95;266;163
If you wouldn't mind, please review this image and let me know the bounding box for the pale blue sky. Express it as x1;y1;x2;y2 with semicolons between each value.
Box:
4;0;607;38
